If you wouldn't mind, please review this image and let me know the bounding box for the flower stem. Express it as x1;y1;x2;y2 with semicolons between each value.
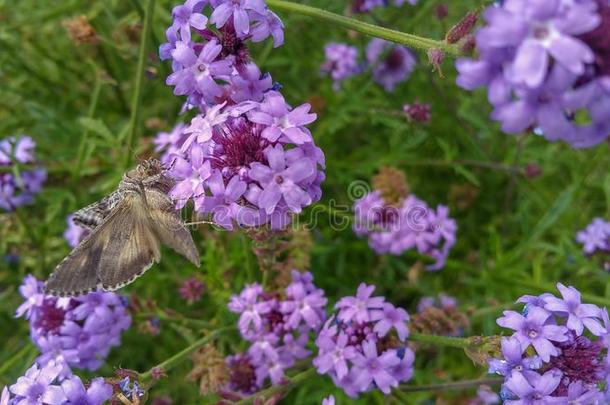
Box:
234;367;317;405
400;377;503;392
139;326;234;381
409;333;477;349
123;0;155;170
265;0;460;56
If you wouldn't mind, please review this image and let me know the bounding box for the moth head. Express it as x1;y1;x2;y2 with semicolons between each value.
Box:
124;159;174;193
128;159;164;179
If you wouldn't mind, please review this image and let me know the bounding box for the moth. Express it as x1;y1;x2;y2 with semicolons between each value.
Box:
44;159;200;296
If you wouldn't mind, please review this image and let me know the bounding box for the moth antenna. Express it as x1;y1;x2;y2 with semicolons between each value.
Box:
184;220;216;227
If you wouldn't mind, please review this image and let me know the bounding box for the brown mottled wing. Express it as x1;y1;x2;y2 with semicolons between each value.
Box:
72;190;124;230
146;189;200;267
44;226;106;296
96;192;162;291
44;192;161;296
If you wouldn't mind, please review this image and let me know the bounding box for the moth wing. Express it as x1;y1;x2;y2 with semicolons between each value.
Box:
72;190;124;230
45;212;113;297
146;189;200;267
97;192;163;291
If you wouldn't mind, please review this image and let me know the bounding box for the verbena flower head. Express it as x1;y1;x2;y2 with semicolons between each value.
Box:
226;271;326;394
0;136;46;211
15;275;131;372
576;217;610;255
456;0;610;148
168;100;324;230
353;186;457;270
161;0;283;110
5;360;112;405
366;38;416;92
314;283;414;397
321;42;360;90
492;283;609;402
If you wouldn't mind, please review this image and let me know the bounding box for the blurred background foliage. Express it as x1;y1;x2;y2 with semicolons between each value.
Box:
0;0;609;403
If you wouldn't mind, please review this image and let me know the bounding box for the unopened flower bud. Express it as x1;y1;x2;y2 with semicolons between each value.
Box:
446;11;478;44
403;103;431;124
436;4;448;20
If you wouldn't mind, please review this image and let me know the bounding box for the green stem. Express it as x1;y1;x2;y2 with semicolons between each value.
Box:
123;0;156;170
409;333;475;349
139;326;233;381
400;377;503;393
73;65;102;181
265;0;460;56
234;368;317;405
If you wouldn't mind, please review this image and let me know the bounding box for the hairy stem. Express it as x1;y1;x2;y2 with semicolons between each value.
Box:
265;0;460;56
139;326;234;381
409;333;477;349
123;0;155;169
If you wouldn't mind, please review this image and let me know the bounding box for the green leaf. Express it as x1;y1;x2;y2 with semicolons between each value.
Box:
77;117;116;143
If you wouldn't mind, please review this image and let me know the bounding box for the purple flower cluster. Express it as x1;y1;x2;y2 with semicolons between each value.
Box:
320;43;360;90
16;275;131;372
313;283;414;397
154;123;188;165
416;293;457;313
366;38;417;92
353;191;457;270
456;0;610;148
491;283;610;403
226;271;327;393
159;0;325;230
352;0;417;13
0;136;46;211
2;359;112;405
160;0;283;109
577;217;610;256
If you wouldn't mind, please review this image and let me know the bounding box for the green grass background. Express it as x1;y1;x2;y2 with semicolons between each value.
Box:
1;0;609;403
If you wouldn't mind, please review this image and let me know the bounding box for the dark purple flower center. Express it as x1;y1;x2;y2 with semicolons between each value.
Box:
210;118;270;178
385;49;405;71
275;175;284;184
33;298;67;334
544;335;603;397
342;321;374;347
265;308;285;334
197;64;207;72
219;25;250;67
533;26;550;40
228;356;257;394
